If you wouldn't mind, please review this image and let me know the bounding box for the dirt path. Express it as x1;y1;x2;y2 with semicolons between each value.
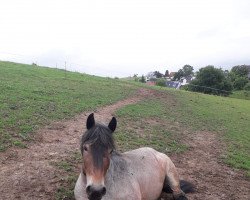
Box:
0;88;154;200
0;88;249;200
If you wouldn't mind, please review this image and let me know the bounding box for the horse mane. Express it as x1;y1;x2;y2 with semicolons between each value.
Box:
81;123;116;168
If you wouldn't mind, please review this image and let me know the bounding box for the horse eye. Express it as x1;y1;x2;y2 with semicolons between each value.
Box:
83;146;88;151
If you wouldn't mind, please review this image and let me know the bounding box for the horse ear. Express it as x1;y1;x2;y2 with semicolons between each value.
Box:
108;117;117;132
86;113;95;130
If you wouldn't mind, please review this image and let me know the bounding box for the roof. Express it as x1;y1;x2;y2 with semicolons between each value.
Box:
166;81;181;89
169;72;176;77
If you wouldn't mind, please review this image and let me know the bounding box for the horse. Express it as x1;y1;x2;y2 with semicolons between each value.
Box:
74;113;194;200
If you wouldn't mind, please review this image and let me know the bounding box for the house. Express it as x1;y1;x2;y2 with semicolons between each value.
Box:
166;81;182;89
169;72;176;79
179;75;195;85
166;75;195;89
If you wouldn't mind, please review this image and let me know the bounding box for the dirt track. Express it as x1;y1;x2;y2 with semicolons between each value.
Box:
0;89;249;200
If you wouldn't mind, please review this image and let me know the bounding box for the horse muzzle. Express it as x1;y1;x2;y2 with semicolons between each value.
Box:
86;185;106;200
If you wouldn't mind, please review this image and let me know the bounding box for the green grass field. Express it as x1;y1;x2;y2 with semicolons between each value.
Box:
1;61;249;199
229;90;250;100
115;86;250;174
115;98;188;153
160;89;250;175
0;61;138;151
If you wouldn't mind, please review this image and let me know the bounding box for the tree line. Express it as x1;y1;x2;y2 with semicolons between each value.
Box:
186;65;250;96
137;64;250;96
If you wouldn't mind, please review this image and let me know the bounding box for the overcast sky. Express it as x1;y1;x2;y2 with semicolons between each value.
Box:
0;0;250;77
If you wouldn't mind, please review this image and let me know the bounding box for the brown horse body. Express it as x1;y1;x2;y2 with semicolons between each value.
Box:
74;114;193;200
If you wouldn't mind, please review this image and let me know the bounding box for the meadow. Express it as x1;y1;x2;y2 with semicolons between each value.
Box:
114;86;250;173
0;62;249;199
0;61;138;151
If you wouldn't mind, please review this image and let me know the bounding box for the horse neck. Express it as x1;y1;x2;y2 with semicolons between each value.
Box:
105;152;127;183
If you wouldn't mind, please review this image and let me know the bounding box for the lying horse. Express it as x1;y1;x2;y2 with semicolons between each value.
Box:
74;113;194;200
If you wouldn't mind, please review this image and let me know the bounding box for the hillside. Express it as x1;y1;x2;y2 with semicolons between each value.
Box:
0;61;249;199
0;61;138;151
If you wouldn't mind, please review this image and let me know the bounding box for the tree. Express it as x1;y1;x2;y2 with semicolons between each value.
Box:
173;64;194;81
188;65;233;96
165;70;169;77
229;65;249;90
233;76;248;90
231;65;249;77
153;71;164;78
133;74;139;82
173;69;184;81
182;65;194;77
139;75;146;83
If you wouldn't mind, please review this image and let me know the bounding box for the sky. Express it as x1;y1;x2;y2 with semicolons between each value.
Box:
0;0;250;77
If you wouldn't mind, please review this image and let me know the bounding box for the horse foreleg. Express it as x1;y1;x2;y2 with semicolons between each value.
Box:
163;160;188;200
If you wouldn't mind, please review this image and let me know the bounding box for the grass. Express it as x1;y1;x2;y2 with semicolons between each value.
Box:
114;98;188;153
2;61;249;198
161;89;250;175
0;61;138;151
52;159;78;200
229;90;250;100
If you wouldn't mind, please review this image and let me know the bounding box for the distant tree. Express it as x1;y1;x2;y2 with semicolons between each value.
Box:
173;65;194;81
229;65;249;90
153;71;164;78
165;70;169;77
233;76;249;90
188;65;233;96
244;82;250;91
182;65;194;77
231;65;249;77
224;70;230;78
147;72;155;78
173;69;184;81
139;75;146;83
133;74;139;82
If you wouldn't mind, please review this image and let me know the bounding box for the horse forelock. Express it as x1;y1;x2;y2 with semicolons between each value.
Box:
81;123;116;168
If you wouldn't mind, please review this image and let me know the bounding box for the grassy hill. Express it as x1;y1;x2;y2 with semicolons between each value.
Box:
0;61;138;151
0;61;249;176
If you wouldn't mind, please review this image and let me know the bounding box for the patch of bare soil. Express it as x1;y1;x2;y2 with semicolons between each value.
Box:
0;88;155;200
171;131;250;200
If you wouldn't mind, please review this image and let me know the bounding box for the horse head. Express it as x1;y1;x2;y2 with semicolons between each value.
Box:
81;113;117;200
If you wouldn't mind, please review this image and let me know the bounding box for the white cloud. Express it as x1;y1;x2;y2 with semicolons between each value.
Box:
0;0;250;77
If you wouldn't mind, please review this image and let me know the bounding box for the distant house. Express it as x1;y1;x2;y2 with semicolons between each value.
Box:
179;75;195;85
169;72;176;79
166;81;182;89
166;75;195;89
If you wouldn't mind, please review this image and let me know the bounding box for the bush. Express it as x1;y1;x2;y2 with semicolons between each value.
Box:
244;82;250;91
156;78;166;87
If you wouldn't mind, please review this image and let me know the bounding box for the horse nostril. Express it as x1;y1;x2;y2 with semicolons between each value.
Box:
102;187;106;195
86;185;91;195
